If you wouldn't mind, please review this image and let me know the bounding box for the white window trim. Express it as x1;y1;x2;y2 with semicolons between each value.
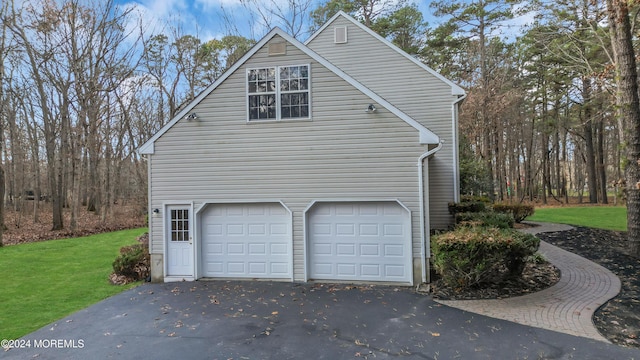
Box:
246;64;311;122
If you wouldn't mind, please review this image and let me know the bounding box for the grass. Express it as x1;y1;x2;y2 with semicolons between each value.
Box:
0;228;147;339
527;206;627;231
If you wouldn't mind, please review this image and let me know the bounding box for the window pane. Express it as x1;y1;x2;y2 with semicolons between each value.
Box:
258;81;267;92
300;79;308;90
250;108;258;120
249;95;258;107
282;107;291;118
248;70;257;81
301;105;309;117
281;94;290;105
291;94;299;105
281;80;289;91
267;80;276;92
267;68;276;80
248;82;257;93
290;66;299;78
291;106;300;118
300;66;308;78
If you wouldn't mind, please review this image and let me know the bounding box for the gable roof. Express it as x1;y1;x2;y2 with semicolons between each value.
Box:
139;25;440;155
305;11;466;97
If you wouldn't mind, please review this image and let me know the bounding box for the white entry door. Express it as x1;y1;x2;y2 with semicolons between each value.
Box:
166;205;194;277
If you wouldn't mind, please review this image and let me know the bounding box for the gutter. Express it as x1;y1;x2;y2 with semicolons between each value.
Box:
418;141;443;284
451;94;467;202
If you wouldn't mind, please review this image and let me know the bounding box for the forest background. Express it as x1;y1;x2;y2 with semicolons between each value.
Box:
0;0;638;251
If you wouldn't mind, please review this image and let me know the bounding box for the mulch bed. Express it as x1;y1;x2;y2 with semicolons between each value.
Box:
430;226;640;348
539;227;640;348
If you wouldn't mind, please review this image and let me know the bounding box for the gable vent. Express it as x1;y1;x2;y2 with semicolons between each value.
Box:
268;42;286;56
334;26;347;44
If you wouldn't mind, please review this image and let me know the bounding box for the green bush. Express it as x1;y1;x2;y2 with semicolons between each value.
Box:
493;203;535;223
112;242;150;281
448;201;486;215
455;211;514;229
431;227;540;289
460;195;492;204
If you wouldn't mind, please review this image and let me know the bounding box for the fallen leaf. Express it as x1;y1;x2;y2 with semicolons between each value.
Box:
271;311;279;315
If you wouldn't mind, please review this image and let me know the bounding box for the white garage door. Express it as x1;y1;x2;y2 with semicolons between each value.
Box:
201;203;292;279
307;201;412;283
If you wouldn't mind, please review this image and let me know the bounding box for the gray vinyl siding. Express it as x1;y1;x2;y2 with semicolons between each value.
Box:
148;35;429;282
306;16;459;229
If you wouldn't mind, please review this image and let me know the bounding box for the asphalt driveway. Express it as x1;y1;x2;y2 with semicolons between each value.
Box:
4;281;640;359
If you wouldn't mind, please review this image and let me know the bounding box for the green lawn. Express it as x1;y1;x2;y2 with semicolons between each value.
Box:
0;228;147;339
527;206;627;231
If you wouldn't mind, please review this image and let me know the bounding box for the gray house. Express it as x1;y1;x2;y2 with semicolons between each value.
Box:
139;12;465;286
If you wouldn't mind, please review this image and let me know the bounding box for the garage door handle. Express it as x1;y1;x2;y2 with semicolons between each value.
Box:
189;237;193;245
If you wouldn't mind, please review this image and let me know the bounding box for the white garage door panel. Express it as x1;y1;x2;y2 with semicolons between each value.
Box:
308;202;412;283
202;203;291;279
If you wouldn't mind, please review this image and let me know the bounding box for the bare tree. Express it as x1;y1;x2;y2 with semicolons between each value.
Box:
0;0;8;245
241;0;314;39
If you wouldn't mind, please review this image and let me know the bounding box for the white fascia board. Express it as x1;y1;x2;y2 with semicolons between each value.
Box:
305;11;466;97
137;28;286;155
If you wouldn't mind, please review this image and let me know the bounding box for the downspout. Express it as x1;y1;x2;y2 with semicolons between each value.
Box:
451;94;467;202
419;141;443;284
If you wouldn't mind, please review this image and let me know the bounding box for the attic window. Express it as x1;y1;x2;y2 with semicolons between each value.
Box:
247;64;310;121
334;26;347;44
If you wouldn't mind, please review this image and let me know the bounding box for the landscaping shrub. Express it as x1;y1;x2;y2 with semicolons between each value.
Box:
431;227;540;289
448;201;486;215
455;211;514;229
460;195;491;204
492;203;535;223
111;233;150;283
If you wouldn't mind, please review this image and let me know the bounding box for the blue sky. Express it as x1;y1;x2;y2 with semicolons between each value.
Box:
118;0;444;42
116;0;534;43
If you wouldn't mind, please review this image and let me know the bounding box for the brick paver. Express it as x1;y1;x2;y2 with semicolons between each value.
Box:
435;222;621;342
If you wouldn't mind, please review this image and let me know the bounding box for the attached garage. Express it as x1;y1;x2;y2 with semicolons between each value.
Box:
306;201;412;284
200;203;292;280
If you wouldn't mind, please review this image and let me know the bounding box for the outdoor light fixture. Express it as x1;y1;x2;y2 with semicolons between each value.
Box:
186;112;198;121
153;208;160;214
365;104;376;113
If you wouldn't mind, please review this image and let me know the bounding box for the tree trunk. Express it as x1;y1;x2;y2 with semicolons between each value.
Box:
596;119;608;204
582;78;598;204
607;0;640;255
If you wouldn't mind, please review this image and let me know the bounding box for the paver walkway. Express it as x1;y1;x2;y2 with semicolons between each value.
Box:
436;222;621;342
